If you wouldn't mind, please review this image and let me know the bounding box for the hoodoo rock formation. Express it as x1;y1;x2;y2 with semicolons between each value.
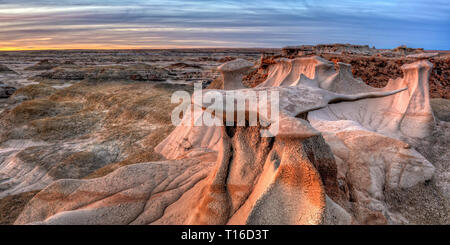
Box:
276;44;449;100
15;56;446;225
281;44;425;57
217;59;254;90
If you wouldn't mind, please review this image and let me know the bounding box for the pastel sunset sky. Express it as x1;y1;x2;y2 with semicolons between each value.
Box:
0;0;448;50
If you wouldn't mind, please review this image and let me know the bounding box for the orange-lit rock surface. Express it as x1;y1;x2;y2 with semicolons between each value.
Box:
14;54;447;225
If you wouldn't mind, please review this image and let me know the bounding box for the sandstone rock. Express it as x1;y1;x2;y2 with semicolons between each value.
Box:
322;55;450;100
217;59;253;89
16;126;330;225
254;56;439;224
16;57;409;225
14;56;444;225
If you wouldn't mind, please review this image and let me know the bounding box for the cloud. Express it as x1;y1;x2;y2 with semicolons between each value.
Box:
0;0;448;50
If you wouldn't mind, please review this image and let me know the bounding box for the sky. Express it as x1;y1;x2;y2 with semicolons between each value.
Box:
0;0;448;50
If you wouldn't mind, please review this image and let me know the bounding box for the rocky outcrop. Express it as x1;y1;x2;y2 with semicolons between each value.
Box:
323;55;450;100
17;85;397;224
254;56;440;224
308;60;436;139
15;55;445;225
282;44;425;58
253;47;450;100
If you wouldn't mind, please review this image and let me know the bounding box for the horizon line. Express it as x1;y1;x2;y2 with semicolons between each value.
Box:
1;46;448;52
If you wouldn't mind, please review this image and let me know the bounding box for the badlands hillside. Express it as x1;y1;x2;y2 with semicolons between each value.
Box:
0;45;448;225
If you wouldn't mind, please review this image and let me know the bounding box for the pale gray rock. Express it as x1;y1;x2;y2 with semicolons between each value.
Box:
15;56;444;225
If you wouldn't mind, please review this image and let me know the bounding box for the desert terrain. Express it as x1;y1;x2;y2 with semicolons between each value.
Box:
0;45;448;225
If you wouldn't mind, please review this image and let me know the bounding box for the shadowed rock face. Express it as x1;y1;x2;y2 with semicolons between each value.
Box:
0;84;16;98
16;56;446;225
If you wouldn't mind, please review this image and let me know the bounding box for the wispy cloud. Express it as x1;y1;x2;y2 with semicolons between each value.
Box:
0;0;448;50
